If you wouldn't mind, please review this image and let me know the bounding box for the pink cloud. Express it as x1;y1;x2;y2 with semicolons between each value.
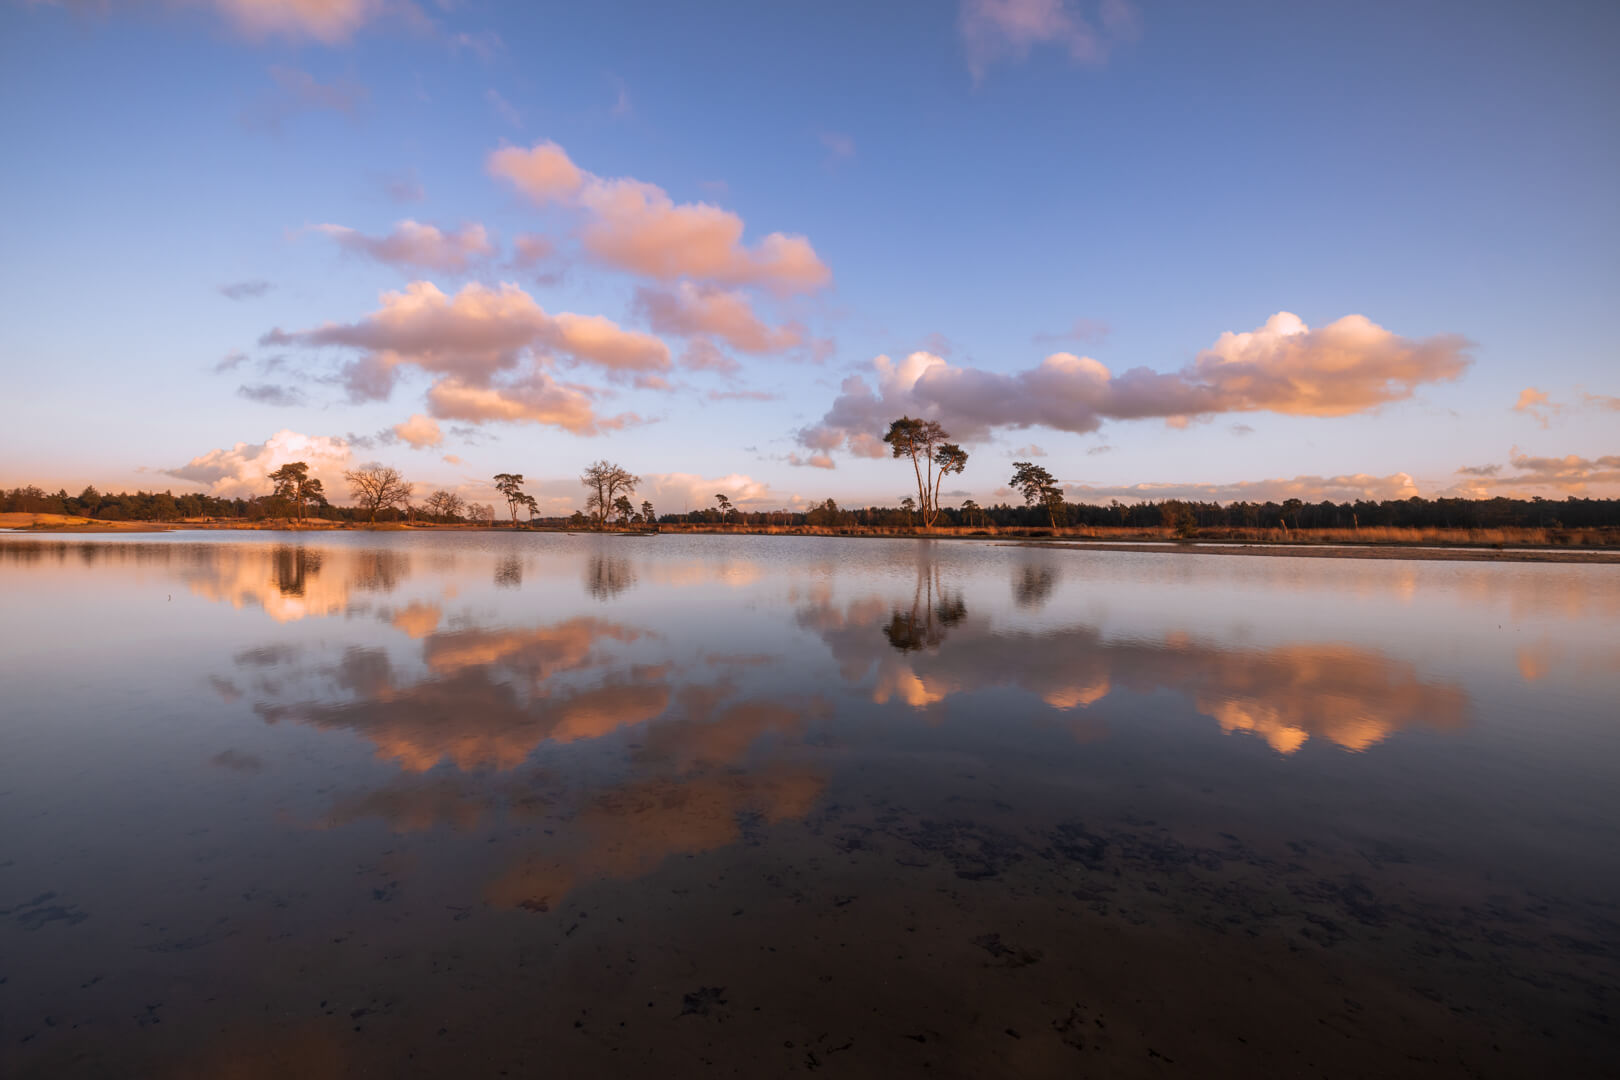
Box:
215;0;384;43
392;413;443;449
959;0;1138;82
426;374;634;436
267;280;669;393
633;283;802;354
263;280;669;434
487;140;830;294
314;220;494;273
680;339;742;377
510;233;555;267
799;312;1471;457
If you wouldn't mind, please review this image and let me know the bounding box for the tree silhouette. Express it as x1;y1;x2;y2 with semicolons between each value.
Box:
1010;461;1064;529
581;461;638;528
884;416;957;527
345;466;412;523
268;461;324;522
493;474;526;526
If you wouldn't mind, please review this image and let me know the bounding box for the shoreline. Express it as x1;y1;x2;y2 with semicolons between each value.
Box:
4;520;1618;563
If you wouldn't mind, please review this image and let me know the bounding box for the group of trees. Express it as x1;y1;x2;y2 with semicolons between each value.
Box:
7;412;1620;532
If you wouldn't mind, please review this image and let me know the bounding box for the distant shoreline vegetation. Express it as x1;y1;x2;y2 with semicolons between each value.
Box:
3;483;1619;548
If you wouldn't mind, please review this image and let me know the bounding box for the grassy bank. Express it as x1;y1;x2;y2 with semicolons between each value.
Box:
5;513;1618;552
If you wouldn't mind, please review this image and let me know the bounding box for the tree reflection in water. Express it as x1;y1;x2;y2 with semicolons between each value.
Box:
586;554;636;600
494;555;523;589
883;560;967;652
270;545;322;598
1013;560;1058;609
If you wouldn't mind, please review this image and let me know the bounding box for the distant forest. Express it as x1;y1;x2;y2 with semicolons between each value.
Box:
5;483;1619;530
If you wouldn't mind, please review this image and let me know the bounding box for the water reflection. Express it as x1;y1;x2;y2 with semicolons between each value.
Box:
585;553;636;599
882;564;968;652
4;533;1619;1077
1012;561;1058;609
803;593;1469;753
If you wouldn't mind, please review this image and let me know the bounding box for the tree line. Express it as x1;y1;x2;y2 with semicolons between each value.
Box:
5;412;1618;530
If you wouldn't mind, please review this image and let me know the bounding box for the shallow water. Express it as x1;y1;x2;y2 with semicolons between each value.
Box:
1;532;1617;1077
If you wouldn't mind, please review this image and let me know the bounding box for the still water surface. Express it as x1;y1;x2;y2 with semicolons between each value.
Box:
1;533;1617;1077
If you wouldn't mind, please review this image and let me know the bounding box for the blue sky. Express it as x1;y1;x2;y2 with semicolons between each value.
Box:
2;0;1616;513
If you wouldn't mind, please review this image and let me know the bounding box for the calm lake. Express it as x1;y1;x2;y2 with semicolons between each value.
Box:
2;532;1617;1077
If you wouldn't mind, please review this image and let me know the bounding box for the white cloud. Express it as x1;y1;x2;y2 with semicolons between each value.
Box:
165;429;352;499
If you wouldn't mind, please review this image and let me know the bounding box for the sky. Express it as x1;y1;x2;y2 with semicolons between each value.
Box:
2;0;1617;516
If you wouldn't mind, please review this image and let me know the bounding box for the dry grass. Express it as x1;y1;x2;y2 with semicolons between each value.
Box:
653;522;1620;547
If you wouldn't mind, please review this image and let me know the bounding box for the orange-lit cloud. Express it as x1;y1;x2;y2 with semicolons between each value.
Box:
1511;386;1619;428
1452;449;1620;496
632;283;802;354
165;428;351;498
264;279;666;432
390;413;442;448
314;220;493;273
487;139;830;294
1512;386;1559;427
269;280;668;385
425;373;629;435
799;312;1471;460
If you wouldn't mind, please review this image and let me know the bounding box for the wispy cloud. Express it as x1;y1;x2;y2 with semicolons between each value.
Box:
1512;386;1620;427
1032;316;1109;345
959;0;1140;83
1453;450;1620;495
242;65;366;133
379;168;426;203
313;220;494;273
219;279;273;301
819;130;855;169
237;382;305;407
485;88;522;128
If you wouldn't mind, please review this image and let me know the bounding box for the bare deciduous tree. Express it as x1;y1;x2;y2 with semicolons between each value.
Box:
345;465;412;523
424;489;466;523
581;461;638;528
